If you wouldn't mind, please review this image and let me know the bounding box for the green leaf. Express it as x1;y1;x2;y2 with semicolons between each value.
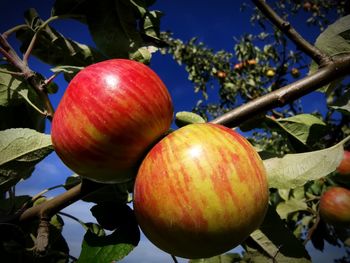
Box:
189;253;242;263
0;128;53;192
0;65;28;107
0;66;45;131
309;15;350;92
329;90;350;115
51;65;84;82
175;111;206;128
53;0;163;63
16;8;105;67
248;206;311;262
91;203;135;231
264;136;350;189
86;0;144;59
77;205;140;263
276;198;308;220
64;175;132;203
276;114;327;145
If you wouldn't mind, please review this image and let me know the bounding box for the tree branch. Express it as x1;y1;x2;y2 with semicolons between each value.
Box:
0;33;55;119
252;0;332;66
211;54;350;127
19;179;104;222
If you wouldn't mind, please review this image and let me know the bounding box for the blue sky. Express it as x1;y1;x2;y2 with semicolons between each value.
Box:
1;0;347;262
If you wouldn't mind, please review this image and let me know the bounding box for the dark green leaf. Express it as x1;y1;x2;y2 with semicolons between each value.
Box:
248;206;311;262
91;202;135;231
189;253;242;263
77;204;140;263
0;128;53;192
329;90;350;115
16;8;105;67
277;114;326;145
309;15;350;92
264;136;350;189
64;175;132;204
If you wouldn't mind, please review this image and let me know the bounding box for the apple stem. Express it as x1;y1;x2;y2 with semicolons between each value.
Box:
303;214;320;246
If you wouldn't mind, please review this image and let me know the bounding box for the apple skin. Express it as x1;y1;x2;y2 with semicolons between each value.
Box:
319;187;350;226
133;123;269;259
336;150;350;177
51;59;173;183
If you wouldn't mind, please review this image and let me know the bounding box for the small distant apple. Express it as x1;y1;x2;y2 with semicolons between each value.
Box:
319;187;350;226
336;150;350;177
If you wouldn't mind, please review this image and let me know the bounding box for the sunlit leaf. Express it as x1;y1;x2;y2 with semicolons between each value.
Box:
264;136;350;189
0;128;53;192
175;111;206;128
276;198;308;219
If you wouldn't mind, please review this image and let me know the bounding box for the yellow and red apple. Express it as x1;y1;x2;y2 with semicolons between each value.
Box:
133;123;269;259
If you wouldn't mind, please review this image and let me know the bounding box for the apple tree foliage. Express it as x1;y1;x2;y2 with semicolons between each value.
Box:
1;0;350;262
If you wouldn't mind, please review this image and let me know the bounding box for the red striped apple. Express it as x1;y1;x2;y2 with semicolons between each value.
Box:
133;123;269;259
319;187;350;226
337;150;350;177
51;59;173;183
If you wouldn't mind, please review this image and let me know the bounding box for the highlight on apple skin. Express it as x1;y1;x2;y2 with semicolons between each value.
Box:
319;186;350;226
51;59;173;183
133;123;269;259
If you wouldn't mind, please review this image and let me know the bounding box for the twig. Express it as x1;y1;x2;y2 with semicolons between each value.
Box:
2;24;29;38
171;254;179;263
252;0;332;67
0;34;55;119
19;180;104;222
35;218;50;255
303;214;320;246
211;54;350;127
58;211;88;230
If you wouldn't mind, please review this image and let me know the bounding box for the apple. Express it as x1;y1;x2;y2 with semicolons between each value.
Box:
51;59;173;183
303;2;312;11
266;69;276;78
336;150;350;177
216;71;227;78
319;187;350;226
133;123;269;259
291;68;300;78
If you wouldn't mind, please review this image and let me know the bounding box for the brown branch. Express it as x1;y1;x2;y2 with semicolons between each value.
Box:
19;179;104;222
35;218;50;255
0;33;55;119
211;54;350;127
252;0;332;66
